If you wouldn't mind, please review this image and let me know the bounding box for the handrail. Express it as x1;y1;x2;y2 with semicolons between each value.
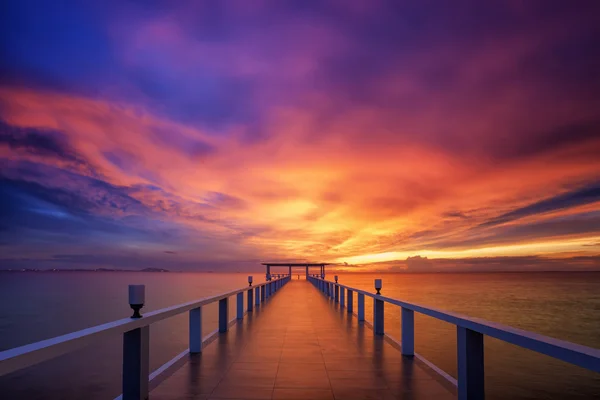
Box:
309;275;600;399
0;275;291;399
330;280;600;371
332;279;600;371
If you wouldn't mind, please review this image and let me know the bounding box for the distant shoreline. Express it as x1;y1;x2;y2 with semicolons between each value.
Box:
1;269;599;274
0;268;171;273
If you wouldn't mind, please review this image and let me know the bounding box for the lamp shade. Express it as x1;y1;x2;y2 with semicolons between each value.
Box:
129;285;145;305
248;275;253;283
374;279;382;291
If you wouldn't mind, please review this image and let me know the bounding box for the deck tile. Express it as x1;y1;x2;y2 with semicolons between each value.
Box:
150;281;455;400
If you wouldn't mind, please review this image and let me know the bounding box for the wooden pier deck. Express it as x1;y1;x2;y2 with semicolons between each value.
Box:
149;281;456;400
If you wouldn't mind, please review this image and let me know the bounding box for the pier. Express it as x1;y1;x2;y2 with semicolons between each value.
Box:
1;266;600;400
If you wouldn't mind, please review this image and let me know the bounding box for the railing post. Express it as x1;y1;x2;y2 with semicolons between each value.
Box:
347;290;353;313
457;327;485;400
261;285;265;302
237;292;244;319
358;293;365;321
247;288;253;312
335;284;339;302
255;286;260;306
374;298;384;335
401;308;414;356
189;307;202;353
340;287;345;307
219;297;229;332
122;326;149;400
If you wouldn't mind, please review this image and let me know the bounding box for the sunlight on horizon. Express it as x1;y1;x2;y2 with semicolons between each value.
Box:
336;236;600;265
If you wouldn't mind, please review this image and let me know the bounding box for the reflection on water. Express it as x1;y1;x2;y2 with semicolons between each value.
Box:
0;271;599;399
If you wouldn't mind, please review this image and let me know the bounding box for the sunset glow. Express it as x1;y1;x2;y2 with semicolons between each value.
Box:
1;1;599;271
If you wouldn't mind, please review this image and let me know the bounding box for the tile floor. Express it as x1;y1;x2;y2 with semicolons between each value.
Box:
149;280;456;400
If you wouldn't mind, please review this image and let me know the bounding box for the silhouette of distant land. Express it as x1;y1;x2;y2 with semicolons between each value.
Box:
1;267;170;272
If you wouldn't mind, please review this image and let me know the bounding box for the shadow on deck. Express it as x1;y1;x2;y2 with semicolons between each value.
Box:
150;281;456;400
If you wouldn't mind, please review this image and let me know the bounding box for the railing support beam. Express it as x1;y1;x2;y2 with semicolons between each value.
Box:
457;326;485;400
247;289;253;312
374;298;384;335
340;287;345;308
347;290;353;313
358;293;365;321
219;298;229;332
401;308;414;356
122;326;149;400
255;287;260;306
237;292;244;319
189;307;202;354
335;285;339;303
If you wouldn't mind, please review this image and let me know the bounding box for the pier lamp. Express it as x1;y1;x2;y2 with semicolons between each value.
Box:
335;275;338;283
248;276;253;286
128;284;145;318
321;273;325;279
374;279;382;295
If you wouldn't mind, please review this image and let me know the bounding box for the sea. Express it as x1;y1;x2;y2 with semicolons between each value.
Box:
0;271;599;399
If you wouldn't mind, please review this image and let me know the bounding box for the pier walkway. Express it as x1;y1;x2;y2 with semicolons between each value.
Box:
2;269;599;400
150;281;455;400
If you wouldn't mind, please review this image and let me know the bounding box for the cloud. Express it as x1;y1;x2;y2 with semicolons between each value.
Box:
480;183;600;228
0;2;600;269
364;255;600;273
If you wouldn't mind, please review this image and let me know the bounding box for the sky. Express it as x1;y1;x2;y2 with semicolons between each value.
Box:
1;1;599;272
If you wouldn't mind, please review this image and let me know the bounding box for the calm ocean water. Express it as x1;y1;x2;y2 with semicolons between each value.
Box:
0;271;599;399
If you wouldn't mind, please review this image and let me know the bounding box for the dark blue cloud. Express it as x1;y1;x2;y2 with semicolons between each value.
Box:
481;183;600;227
0;121;94;172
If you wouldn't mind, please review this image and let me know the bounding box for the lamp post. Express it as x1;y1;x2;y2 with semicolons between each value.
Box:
129;285;145;318
374;279;382;295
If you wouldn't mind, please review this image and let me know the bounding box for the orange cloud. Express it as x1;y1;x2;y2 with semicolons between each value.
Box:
1;84;599;267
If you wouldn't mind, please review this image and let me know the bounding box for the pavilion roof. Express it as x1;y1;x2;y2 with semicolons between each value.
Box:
261;263;330;266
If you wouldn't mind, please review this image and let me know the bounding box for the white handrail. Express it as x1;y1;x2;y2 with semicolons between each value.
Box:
316;277;600;372
309;275;600;400
0;276;289;377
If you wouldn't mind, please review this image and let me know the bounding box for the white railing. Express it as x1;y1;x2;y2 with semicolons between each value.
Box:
0;275;291;400
308;275;600;400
